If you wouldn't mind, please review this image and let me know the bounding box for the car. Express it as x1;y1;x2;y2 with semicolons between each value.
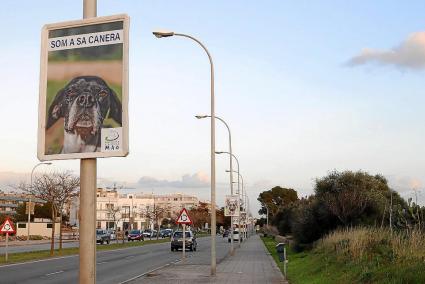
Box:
128;230;144;241
142;229;153;238
228;230;242;243
96;229;111;244
171;230;197;252
223;230;229;238
160;229;173;238
107;229;116;240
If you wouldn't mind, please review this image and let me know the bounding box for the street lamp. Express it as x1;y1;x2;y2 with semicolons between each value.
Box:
153;30;217;275
198;115;235;255
218;152;240;195
28;162;52;244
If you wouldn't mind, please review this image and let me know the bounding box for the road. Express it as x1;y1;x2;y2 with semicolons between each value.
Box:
0;236;232;283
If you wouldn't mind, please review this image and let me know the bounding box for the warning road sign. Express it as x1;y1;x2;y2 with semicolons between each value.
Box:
176;208;192;224
0;218;15;234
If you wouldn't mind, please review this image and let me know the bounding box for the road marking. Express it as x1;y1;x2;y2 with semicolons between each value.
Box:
97;261;108;264
45;270;64;276
125;255;135;259
118;263;172;284
0;255;78;268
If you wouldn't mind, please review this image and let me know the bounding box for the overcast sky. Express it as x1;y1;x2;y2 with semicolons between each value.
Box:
2;1;425;216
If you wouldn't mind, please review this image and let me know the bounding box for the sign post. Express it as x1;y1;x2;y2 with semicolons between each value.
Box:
38;2;129;282
1;218;16;262
176;208;192;264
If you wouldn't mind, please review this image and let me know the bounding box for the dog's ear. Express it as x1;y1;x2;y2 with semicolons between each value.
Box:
108;88;122;125
46;89;66;129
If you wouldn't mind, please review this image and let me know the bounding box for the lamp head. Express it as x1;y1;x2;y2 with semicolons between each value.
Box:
152;30;175;38
215;151;224;154
195;115;209;119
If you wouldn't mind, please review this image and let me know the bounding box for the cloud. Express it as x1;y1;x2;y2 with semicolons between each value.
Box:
137;172;210;188
347;32;425;69
387;175;423;193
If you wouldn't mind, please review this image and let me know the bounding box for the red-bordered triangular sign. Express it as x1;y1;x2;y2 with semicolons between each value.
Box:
0;218;15;234
176;208;192;224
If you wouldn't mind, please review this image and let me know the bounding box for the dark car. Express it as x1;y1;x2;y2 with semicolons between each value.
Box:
96;229;111;244
223;230;229;238
171;231;197;252
160;229;173;238
127;230;144;241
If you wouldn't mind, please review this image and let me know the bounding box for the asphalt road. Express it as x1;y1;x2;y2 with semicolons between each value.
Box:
0;236;232;284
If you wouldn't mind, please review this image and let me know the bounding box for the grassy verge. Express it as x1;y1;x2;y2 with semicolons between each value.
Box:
262;227;425;284
0;238;169;266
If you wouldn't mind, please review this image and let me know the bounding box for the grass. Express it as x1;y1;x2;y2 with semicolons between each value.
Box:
0;238;169;266
261;227;425;284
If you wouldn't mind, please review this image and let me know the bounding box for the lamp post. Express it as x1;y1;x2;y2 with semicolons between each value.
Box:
153;30;217;275
198;115;235;255
28;162;52;244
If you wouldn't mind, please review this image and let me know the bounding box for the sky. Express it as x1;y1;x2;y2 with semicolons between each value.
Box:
2;1;425;216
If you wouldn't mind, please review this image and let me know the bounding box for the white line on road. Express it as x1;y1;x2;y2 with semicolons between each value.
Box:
45;270;64;276
97;261;108;264
0;255;78;269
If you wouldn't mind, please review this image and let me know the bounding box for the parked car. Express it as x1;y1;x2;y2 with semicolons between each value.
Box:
107;229;116;240
228;230;242;243
128;230;144;241
171;230;197;252
160;229;173;238
142;229;158;238
223;230;229;238
142;229;153;238
96;229;111;244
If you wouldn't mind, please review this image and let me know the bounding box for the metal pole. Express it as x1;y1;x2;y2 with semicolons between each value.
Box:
266;206;269;226
28;162;51;244
5;232;8;262
182;224;186;262
210;117;234;256
175;33;216;276
79;2;97;283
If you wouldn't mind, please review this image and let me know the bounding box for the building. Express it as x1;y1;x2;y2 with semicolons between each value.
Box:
0;191;44;216
154;193;199;218
69;189;200;231
16;218;60;238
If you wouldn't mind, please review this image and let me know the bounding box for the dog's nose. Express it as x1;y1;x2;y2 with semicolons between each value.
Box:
77;93;95;108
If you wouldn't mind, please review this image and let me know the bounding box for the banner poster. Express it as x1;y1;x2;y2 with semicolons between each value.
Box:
224;195;240;217
38;14;129;160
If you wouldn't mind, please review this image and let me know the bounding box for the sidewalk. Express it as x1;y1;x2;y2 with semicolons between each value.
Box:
132;235;287;284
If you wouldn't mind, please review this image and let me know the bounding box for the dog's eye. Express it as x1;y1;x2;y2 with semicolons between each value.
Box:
98;91;108;100
66;90;77;96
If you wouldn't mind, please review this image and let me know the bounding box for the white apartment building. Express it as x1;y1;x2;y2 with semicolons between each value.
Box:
69;189;199;231
154;193;199;218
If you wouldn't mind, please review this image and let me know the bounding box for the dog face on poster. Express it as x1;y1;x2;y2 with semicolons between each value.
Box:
46;76;122;153
226;197;239;216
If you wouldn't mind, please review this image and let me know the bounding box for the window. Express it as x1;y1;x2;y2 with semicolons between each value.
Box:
18;223;26;228
47;224;53;228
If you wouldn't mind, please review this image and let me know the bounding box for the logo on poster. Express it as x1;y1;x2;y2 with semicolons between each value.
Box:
101;128;122;152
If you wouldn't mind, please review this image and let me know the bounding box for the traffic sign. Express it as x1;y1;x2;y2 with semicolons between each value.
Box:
176;208;192;224
0;218;15;234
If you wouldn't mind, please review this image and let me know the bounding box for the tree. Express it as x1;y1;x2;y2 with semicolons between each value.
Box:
55;171;79;251
20;171;79;256
315;171;389;226
107;204;122;243
140;204;168;239
188;202;210;230
257;186;299;224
